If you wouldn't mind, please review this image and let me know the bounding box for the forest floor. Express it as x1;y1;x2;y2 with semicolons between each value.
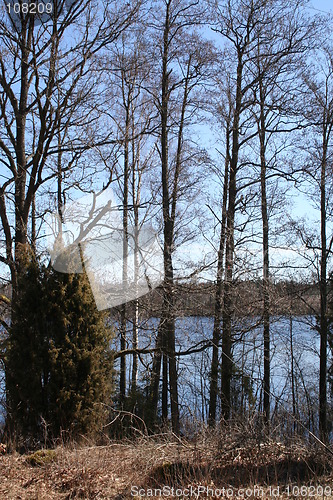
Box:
0;429;332;499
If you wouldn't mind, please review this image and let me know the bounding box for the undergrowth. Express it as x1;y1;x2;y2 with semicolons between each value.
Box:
0;423;332;498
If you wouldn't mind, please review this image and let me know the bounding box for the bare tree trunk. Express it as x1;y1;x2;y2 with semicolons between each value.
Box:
289;308;297;434
120;102;130;403
208;129;229;425
319;141;328;442
131;189;139;400
150;0;195;435
161;68;180;429
31;191;36;255
258;77;270;428
131;184;139;396
14;26;31;276
147;0;206;432
162;351;168;422
221;54;243;420
131;298;139;394
149;331;163;425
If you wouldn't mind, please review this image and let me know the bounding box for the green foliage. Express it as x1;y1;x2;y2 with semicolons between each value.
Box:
6;251;114;445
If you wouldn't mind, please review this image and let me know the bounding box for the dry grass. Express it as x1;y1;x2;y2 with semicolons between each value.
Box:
0;428;332;499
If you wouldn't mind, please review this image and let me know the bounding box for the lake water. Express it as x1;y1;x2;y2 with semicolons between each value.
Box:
0;315;325;431
114;315;324;427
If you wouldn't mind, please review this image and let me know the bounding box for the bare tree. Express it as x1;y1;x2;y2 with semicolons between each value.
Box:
0;0;139;284
213;0;267;420
147;0;210;433
0;0;140;433
208;80;231;424
103;30;158;405
300;46;333;441
251;0;313;426
211;0;314;422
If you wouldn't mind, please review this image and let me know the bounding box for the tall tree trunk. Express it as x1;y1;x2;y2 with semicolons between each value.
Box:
164;50;193;436
148;0;171;424
319;140;328;442
14;30;30;273
148;2;193;434
149;331;163;426
162;351;168;422
289;302;297;434
161;25;180;427
120;103;130;403
258;77;270;428
131;188;139;396
31;191;36;255
6;21;34;439
221;55;243;420
57;124;64;239
149;0;184;434
208;129;229;425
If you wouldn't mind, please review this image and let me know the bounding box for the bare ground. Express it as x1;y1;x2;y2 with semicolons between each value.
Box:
0;431;332;499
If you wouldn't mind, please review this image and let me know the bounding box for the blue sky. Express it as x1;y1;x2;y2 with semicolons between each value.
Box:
309;0;333;14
